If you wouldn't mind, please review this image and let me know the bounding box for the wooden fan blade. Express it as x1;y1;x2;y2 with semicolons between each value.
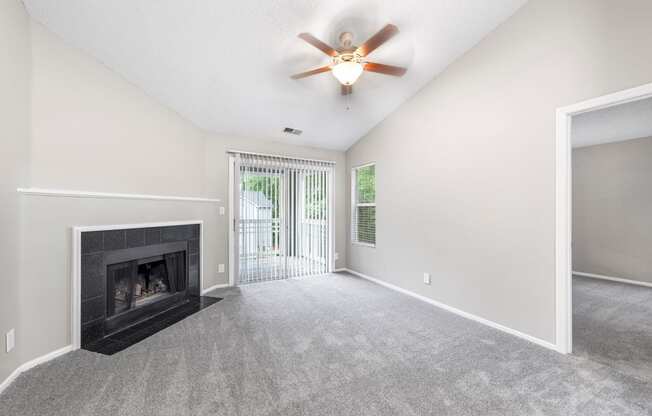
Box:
364;62;407;77
356;24;399;57
291;66;331;80
341;84;353;96
298;33;338;57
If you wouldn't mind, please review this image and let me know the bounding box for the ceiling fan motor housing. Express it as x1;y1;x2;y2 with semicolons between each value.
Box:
334;52;362;65
339;31;354;49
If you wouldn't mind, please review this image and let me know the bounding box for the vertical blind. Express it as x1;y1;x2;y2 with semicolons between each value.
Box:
235;152;334;284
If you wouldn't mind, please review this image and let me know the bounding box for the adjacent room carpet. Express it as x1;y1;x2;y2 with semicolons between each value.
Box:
1;273;650;415
573;275;652;383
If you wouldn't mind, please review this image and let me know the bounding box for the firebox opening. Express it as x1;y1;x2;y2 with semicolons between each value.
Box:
112;257;173;316
106;249;187;320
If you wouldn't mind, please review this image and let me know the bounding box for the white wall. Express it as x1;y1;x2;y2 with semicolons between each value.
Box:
346;0;652;344
573;136;652;284
0;0;30;385
10;19;346;378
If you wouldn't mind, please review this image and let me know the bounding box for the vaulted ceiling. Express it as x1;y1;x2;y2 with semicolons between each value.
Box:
23;0;527;150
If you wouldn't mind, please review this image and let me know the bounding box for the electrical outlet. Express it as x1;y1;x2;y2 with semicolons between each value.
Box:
423;273;431;285
218;264;225;273
6;328;15;353
334;252;339;261
219;206;225;216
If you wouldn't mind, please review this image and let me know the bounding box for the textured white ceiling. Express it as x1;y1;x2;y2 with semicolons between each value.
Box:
23;0;527;150
572;97;652;148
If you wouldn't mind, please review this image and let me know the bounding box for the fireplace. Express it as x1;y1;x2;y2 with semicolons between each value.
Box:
102;242;188;334
108;254;181;317
80;224;201;349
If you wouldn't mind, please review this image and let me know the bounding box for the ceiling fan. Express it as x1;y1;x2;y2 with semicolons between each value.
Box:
291;24;407;95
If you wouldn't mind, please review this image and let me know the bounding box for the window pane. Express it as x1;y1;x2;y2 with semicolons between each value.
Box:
356;206;376;245
243;173;280;218
356;165;375;204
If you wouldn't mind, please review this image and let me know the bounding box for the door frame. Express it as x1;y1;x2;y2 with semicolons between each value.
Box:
555;82;652;354
228;155;238;287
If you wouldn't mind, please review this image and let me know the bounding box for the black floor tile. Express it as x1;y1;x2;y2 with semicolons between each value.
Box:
83;296;222;355
84;338;130;355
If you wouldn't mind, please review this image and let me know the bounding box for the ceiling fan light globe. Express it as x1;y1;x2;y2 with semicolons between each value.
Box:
332;62;363;86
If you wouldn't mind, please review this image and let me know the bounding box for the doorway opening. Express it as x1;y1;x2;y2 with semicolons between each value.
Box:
556;83;652;363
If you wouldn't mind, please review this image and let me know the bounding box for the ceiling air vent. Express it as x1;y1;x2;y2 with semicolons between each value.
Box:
283;127;302;136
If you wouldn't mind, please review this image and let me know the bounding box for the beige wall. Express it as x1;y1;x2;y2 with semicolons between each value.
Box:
573;137;652;284
19;21;221;364
6;18;346;381
0;0;30;385
346;0;652;344
29;20;207;196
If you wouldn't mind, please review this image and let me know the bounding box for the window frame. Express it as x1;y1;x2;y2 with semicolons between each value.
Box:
351;162;376;248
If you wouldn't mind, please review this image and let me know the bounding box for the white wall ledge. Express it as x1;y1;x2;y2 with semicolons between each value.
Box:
17;187;220;203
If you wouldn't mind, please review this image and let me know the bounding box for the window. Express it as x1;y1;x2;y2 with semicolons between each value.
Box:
352;163;376;246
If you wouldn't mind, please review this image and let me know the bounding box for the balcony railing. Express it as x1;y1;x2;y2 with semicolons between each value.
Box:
238;217;328;284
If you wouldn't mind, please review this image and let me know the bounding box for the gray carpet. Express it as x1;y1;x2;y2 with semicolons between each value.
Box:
1;273;650;415
573;275;652;383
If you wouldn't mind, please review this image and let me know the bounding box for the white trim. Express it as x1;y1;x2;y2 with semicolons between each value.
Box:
352;241;376;248
71;220;204;233
0;345;73;395
226;149;336;165
350;167;355;248
328;164;336;272
199;220;205;300
556;82;652;355
17;187;220;203
334;268;347;272
71;220;203;350
557;83;652;116
352;161;376;169
71;227;82;349
201;283;231;294
573;271;652;289
555;105;573;355
228;156;236;286
342;268;559;352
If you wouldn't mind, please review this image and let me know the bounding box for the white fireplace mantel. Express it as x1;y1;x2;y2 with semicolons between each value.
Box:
18;187;220;203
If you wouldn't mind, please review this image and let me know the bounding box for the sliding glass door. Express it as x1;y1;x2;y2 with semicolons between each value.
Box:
232;153;333;284
238;166;283;283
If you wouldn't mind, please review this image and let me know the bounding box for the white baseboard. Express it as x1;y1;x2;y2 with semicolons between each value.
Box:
333;268;347;273
341;268;559;352
201;283;230;295
0;344;73;395
573;271;652;288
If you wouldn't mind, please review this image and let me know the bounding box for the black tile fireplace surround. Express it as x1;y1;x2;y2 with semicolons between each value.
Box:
80;224;201;349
